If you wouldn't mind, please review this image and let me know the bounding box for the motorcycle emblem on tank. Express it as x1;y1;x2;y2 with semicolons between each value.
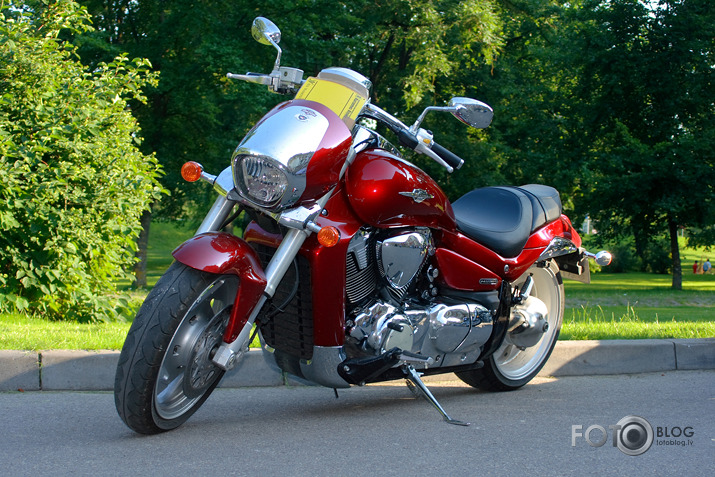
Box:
399;189;434;204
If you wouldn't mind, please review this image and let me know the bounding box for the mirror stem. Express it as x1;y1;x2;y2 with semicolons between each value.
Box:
270;42;282;72
410;106;453;133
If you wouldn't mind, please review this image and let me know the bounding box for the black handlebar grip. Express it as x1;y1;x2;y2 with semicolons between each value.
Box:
431;142;464;170
396;129;419;149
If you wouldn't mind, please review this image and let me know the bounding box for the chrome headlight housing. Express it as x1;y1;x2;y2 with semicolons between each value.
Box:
232;104;329;211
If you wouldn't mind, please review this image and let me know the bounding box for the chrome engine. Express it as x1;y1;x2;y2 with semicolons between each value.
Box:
344;227;495;368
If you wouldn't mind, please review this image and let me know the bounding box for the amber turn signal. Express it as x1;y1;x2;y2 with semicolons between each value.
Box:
317;226;340;247
181;161;203;182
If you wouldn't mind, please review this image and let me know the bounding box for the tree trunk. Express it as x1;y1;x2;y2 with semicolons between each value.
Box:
633;226;648;272
132;209;152;288
668;217;682;290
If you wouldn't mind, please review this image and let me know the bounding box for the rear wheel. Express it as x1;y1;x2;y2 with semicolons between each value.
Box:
114;262;239;434
456;260;564;391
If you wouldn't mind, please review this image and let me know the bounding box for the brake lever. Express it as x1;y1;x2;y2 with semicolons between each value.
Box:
228;67;304;94
226;72;272;85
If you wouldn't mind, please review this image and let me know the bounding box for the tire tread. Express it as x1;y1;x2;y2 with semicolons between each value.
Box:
114;262;224;434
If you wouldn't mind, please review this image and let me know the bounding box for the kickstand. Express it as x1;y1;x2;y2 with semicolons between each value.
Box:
403;366;470;426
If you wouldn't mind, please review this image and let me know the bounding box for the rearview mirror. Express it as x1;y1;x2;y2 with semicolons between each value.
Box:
410;97;494;133
251;17;281;46
448;97;494;129
251;17;283;72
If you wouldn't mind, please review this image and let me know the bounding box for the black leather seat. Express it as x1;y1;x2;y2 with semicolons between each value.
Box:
451;184;562;258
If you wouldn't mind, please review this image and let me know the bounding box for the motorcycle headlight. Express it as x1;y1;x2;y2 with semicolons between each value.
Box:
231;102;348;212
237;155;289;207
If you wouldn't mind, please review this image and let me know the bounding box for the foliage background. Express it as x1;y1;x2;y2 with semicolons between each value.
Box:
1;0;713;322
0;0;165;321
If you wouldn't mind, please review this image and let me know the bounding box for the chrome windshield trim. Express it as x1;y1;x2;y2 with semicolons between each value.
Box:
235;105;328;171
232;105;330;210
213;166;234;196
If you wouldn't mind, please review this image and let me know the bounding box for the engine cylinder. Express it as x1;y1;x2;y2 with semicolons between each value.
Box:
378;228;432;290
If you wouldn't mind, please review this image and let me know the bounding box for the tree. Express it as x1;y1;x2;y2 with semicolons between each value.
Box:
567;0;715;288
0;0;165;320
74;0;505;209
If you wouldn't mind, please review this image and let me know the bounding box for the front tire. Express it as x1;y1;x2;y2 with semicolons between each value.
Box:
114;262;238;434
456;260;564;391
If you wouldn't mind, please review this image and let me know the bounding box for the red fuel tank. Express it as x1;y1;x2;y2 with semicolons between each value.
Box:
345;149;457;230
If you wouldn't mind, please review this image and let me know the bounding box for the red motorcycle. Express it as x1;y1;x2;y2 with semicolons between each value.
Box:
114;17;611;434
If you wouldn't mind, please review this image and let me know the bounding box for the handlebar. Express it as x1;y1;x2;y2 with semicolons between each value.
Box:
396;126;464;172
431;142;464;170
228;76;465;172
227;67;304;94
227;72;272;85
364;103;463;173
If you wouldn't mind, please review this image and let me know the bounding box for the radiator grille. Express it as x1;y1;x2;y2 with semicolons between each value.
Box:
254;245;314;361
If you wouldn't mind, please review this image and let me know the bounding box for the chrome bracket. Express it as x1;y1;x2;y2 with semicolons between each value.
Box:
278;203;323;232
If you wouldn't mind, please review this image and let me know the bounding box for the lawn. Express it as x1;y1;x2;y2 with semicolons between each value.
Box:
117;220;196;289
1;222;713;349
0;312;130;350
562;272;714;340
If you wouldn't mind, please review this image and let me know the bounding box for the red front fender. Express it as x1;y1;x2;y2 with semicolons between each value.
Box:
172;232;267;342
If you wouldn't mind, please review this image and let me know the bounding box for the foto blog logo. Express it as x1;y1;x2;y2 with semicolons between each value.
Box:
571;415;654;456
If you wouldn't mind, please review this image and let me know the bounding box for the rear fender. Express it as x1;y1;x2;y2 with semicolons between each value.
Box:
172;232;267;342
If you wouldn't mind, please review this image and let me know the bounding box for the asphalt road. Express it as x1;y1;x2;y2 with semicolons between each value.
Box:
1;370;713;476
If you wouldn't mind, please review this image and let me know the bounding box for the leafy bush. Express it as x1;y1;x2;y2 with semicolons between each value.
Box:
0;1;165;321
640;236;672;274
581;233;673;274
581;234;640;273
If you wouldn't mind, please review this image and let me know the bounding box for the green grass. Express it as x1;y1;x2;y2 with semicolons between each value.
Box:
1;222;713;349
0;313;131;351
0;312;262;351
562;271;714;340
561;305;715;340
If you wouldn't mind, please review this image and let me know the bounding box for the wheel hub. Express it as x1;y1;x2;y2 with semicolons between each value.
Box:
184;310;229;398
154;274;239;420
507;296;549;349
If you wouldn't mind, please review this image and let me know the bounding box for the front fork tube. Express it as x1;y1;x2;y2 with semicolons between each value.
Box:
200;190;331;370
196;195;237;235
212;227;311;370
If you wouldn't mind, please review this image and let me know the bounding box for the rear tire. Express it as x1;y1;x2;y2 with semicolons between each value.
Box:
114;262;238;434
457;260;564;391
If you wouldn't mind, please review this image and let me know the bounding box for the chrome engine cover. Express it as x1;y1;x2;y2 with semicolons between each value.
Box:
348;299;493;368
377;228;433;290
345;227;493;368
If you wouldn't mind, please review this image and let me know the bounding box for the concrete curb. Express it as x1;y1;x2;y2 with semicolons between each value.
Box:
1;339;713;392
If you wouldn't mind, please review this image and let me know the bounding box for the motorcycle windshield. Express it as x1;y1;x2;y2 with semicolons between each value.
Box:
295;73;368;128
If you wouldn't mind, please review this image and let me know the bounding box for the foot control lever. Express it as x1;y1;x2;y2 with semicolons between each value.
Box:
403;365;470;426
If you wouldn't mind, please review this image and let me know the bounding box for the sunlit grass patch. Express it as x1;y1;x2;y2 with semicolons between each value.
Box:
0;313;131;351
561;304;715;340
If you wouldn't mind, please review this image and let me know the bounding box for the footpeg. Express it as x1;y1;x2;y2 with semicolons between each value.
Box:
403;365;469;426
396;350;434;366
338;348;401;385
338;348;434;385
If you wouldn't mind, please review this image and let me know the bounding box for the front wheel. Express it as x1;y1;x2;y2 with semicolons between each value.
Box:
456;260;564;391
114;262;239;434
